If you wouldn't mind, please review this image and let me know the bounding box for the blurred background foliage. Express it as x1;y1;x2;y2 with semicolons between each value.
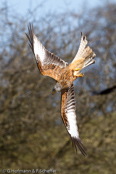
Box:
0;1;116;174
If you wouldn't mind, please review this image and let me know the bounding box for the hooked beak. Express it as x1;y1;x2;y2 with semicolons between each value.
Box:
52;88;56;95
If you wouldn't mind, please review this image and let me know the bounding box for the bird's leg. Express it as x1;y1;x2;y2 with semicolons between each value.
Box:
75;68;81;71
73;68;84;77
77;73;84;77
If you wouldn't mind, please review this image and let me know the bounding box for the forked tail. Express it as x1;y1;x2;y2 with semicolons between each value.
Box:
69;32;96;71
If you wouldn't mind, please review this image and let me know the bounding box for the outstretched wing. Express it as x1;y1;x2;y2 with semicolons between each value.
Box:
69;32;96;71
61;84;87;156
26;24;68;81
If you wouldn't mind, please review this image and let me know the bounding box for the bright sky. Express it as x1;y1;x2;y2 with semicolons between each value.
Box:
1;0;115;17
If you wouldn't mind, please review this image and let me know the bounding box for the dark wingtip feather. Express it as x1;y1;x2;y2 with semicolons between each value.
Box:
83;36;86;41
81;32;87;41
25;23;34;53
81;32;83;37
71;137;87;156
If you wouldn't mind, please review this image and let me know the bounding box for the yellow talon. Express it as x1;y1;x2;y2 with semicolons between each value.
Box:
75;68;81;71
78;73;84;77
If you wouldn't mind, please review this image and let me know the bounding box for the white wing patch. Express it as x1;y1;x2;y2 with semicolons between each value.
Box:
65;85;79;138
33;34;46;64
66;111;79;138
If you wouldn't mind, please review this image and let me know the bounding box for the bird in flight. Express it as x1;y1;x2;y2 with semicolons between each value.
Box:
26;24;96;156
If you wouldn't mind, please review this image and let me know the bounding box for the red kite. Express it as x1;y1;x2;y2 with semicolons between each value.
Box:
26;24;96;156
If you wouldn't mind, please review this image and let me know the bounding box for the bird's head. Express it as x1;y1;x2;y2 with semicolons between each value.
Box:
52;82;62;95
